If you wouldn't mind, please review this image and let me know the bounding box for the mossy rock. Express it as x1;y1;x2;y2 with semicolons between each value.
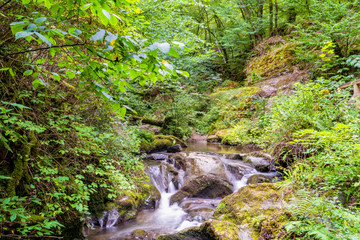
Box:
200;220;242;240
155;135;187;147
140;135;187;153
131;229;153;239
257;212;294;240
247;43;296;80
91;181;161;227
140;138;173;153
157;227;211;240
247;174;271;184
214;183;291;239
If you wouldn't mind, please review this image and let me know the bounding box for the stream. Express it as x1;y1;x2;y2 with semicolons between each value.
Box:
87;142;280;240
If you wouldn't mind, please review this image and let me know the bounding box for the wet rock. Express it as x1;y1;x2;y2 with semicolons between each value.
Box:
245;156;270;172
130;229;153;239
171;153;187;170
247;174;271;184
225;164;246;180
141;184;161;209
167;144;183;153
184;152;229;179
170;175;233;204
155;135;188;147
157;227;209;240
141;138;173;153
207;135;220;143
181;199;221;221
225;153;244;160
213;183;291;239
200;220;244;240
145;153;169;161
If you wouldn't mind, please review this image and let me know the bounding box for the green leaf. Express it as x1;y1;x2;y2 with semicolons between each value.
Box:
32;79;43;89
10;214;16;222
102;9;111;20
23;70;33;76
15;31;33;40
1;101;31;109
158;42;170;54
0;175;12;180
90;29;105;41
0;134;13;153
35;32;51;47
34;17;47;24
172;41;185;49
81;3;92;10
3;198;10;204
22;0;31;4
176;70;189;78
119;106;126;117
66;70;76;79
52;72;61;81
168;48;179;58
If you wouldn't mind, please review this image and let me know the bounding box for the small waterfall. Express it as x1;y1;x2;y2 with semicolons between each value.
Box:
106;208;120;228
221;155;258;192
98;208;120;228
98;212;106;228
178;169;185;187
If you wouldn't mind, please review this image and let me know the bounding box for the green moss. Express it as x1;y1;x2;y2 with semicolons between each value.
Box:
140;138;172;153
213;183;292;239
154;135;187;147
247;43;296;80
201;220;241;240
140;134;187;153
27;214;46;224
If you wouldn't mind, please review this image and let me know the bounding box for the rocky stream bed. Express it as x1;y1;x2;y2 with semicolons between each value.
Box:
87;142;285;240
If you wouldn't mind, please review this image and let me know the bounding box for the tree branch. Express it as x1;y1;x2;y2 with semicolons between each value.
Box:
0;0;12;10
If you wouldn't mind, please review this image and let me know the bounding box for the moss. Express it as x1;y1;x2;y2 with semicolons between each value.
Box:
213;183;292;239
247;43;297;81
258;212;294;240
158;227;210;240
205;87;261;133
140;134;187;153
131;229;149;238
27;214;46;224
140;138;172;153
154;135;187;147
200;220;241;240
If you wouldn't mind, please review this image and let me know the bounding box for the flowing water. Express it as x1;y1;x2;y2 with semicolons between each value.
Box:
87;142;279;240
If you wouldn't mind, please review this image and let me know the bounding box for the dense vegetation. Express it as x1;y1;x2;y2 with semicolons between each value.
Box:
1;0;360;239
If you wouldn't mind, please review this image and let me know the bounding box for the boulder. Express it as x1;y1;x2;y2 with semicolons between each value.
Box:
180;198;221;222
130;229;154;239
141;138;173;153
145;153;169;161
225;164;246;180
245;156;270;172
225;153;244;160
200;220;246;240
157;227;208;240
170;152;233;204
213;183;291;239
167;144;183;153
170;175;233;204
206;135;220;143
247;174;271;185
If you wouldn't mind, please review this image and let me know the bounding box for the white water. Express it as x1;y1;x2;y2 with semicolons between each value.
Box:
90;149;271;239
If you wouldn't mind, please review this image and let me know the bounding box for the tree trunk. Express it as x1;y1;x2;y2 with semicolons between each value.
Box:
275;0;278;34
269;0;273;35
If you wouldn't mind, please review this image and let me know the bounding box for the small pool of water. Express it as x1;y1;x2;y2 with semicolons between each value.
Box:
185;141;246;154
